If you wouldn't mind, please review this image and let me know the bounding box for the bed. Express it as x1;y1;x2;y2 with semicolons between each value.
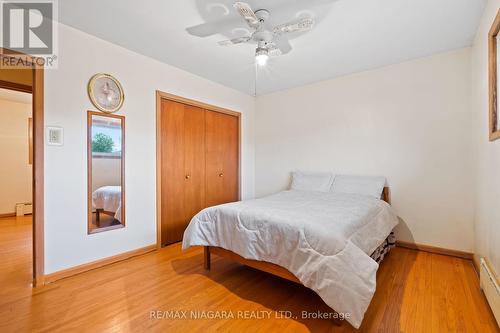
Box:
92;185;122;225
182;185;398;328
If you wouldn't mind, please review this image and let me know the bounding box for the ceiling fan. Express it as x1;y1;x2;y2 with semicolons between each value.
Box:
187;2;316;66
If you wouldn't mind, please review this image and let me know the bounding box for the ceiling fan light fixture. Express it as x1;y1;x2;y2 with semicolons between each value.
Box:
187;1;319;68
255;47;269;66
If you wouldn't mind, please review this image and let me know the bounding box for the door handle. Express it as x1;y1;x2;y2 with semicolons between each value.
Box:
185;175;191;179
218;173;224;177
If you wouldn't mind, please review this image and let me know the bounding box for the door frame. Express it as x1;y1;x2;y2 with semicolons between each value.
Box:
155;90;241;248
0;49;44;287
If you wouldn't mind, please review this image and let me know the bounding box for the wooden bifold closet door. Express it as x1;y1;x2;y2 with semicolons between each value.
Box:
205;110;239;207
160;100;206;245
160;98;239;246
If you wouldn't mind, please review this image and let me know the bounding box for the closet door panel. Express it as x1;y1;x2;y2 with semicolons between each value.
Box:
183;105;206;223
205;111;239;207
220;113;238;203
160;100;185;244
160;98;239;246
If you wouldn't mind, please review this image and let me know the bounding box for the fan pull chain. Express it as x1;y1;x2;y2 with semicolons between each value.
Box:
254;61;258;97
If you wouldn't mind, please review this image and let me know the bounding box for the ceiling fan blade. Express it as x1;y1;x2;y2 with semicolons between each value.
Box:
268;46;282;57
273;18;314;35
218;36;251;46
274;36;292;55
267;0;336;15
233;2;260;28
186;19;239;37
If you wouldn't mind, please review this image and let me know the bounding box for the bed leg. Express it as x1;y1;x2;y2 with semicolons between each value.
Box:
96;210;101;227
204;246;211;270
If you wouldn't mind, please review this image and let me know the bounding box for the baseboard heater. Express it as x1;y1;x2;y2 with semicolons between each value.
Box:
480;258;500;326
15;202;32;216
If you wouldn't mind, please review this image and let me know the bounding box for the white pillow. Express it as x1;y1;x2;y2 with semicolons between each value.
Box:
290;172;334;192
331;175;386;199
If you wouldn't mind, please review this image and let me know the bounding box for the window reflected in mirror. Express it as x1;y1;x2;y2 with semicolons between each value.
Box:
87;111;125;234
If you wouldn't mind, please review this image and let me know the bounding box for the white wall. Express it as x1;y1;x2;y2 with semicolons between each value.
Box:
44;23;255;274
255;48;474;252
471;0;500;275
0;97;32;214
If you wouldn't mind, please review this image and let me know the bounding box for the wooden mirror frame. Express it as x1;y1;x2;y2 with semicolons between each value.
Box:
488;9;500;141
87;111;125;234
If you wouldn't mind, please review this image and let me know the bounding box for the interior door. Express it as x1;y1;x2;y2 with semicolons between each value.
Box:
160;100;205;245
205;110;239;207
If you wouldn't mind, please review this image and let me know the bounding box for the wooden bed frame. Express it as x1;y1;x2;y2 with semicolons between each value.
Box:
94;209;116;227
203;187;391;325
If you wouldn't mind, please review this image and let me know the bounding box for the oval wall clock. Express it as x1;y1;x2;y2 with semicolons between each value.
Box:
88;73;125;113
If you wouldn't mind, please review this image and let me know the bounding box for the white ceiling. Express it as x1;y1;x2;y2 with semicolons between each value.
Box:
59;0;486;96
0;88;32;104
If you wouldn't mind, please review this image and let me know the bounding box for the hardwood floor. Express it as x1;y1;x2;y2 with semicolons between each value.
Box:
0;215;32;307
0;216;498;333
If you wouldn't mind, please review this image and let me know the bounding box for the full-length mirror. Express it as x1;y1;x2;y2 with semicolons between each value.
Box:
489;10;500;141
87;111;125;233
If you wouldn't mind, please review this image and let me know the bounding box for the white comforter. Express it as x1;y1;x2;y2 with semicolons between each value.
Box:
182;190;399;328
92;186;122;222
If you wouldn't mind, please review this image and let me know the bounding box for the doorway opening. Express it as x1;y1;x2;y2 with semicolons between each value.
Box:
0;50;44;288
0;87;33;295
